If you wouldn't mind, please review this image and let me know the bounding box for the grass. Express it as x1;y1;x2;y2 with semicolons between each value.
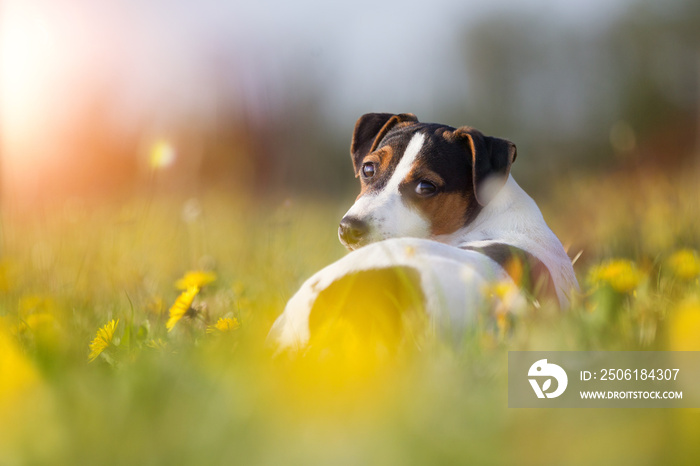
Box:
1;165;699;465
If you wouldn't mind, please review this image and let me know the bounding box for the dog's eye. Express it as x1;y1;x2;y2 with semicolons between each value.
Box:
361;162;375;178
415;180;437;196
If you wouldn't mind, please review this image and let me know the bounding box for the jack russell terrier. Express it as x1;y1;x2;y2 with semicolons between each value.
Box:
269;113;579;350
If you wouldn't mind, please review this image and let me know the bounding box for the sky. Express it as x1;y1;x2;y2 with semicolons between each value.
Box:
0;0;639;199
1;0;637;132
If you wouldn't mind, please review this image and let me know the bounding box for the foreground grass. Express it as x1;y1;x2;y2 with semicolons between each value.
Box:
1;167;699;465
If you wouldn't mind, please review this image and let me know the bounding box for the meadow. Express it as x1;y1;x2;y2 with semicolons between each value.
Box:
1;163;699;465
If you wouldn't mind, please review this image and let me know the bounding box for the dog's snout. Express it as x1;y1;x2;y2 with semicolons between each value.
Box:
338;216;368;246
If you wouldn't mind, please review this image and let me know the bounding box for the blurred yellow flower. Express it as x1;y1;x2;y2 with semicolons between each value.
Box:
0;323;40;405
487;281;518;300
206;317;240;334
175;270;217;290
666;249;700;281
17;312;56;333
668;297;700;351
588;259;644;293
88;319;119;362
166;286;199;332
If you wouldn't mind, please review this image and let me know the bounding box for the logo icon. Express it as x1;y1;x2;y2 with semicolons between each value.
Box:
528;359;568;398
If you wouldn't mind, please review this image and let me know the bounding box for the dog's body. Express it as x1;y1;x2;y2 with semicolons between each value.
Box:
270;113;578;349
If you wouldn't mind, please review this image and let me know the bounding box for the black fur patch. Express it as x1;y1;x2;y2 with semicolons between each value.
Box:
461;243;557;304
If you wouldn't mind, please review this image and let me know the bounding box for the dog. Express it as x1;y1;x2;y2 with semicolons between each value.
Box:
269;113;579;350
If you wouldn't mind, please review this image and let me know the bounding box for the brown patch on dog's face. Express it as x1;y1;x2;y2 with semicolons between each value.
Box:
388;126;481;236
417;191;473;236
398;163;477;236
356;145;396;199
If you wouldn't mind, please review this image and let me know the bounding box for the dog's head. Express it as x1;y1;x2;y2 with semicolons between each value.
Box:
338;113;517;250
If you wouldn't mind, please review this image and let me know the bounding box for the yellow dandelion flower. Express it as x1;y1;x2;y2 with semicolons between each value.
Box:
668;297;700;351
0;322;40;404
482;279;520;305
166;286;199;332
666;249;700;281
206;317;241;334
88;319;119;362
588;259;644;293
175;270;217;290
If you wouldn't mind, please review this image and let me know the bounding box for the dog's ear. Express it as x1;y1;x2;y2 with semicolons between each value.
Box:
451;127;517;206
350;113;418;175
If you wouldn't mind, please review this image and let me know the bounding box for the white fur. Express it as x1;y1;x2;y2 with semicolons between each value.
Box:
340;133;430;248
268;238;520;349
271;169;579;350
434;176;579;307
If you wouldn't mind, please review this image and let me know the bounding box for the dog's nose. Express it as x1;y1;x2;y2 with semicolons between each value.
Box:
338;216;368;246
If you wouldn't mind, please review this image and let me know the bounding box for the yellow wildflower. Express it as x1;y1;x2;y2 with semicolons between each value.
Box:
668;297;700;351
206;317;241;334
88;319;119;362
487;281;518;300
588;259;644;293
666;249;700;281
175;270;217;290
166;286;199;332
0;322;40;405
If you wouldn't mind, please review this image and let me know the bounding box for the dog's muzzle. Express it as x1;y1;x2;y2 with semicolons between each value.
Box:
338;216;369;249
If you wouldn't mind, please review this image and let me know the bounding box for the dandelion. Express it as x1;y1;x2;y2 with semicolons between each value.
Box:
175;270;217;290
206;317;240;334
0;322;40;402
666;249;700;281
668;297;700;351
483;280;521;307
88;319;119;362
166;286;199;332
588;259;644;294
487;281;518;301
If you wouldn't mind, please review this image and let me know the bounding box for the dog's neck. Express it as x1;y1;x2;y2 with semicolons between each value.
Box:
436;175;579;305
435;176;541;247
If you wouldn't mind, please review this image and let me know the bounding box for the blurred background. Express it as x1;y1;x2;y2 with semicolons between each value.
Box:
1;0;698;207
